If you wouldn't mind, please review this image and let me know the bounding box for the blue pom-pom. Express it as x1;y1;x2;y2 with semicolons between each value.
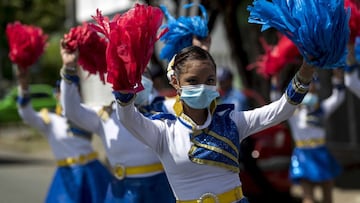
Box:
160;3;209;61
355;36;360;62
247;0;350;69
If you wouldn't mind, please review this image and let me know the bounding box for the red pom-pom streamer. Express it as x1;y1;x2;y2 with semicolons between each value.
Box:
345;0;360;43
248;34;301;78
91;4;166;93
63;22;108;83
6;21;48;69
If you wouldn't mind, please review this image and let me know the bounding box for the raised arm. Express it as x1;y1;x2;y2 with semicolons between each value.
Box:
114;92;167;152
322;69;346;117
345;69;360;98
16;67;48;132
59;40;102;133
236;60;315;138
345;43;360;97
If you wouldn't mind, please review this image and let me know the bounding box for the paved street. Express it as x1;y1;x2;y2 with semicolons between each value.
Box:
0;160;53;203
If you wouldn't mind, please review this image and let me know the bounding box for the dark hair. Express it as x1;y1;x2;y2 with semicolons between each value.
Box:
147;64;165;80
172;46;216;77
217;66;233;81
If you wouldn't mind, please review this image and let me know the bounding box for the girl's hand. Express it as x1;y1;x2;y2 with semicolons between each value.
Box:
60;39;78;68
192;36;211;51
297;59;316;84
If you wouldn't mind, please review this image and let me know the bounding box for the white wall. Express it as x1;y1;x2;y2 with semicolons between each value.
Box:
76;0;137;22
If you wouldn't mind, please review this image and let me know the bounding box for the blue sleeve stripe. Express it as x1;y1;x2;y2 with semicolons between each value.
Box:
16;96;31;107
113;92;135;105
285;77;309;105
63;74;80;85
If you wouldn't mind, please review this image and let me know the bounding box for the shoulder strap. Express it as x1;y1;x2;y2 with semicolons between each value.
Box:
39;108;51;125
97;105;113;121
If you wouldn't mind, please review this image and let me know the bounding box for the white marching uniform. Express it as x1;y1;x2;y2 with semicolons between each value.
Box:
345;68;360;98
60;81;175;202
286;79;345;183
18;89;111;203
61;81;163;173
289;86;345;142
18;103;95;160
116;94;297;201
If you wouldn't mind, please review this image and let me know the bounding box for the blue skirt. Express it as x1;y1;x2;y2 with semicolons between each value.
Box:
289;145;342;183
45;160;112;203
104;172;175;203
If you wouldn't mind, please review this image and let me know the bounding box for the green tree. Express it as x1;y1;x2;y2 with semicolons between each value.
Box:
0;0;66;95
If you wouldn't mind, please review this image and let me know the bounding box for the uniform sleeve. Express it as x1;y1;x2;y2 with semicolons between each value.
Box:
345;69;360;98
17;100;48;134
60;80;102;134
115;95;167;154
232;95;296;141
321;78;346;118
232;74;309;140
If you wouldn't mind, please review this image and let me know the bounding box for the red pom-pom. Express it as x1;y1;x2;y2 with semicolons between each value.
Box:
345;0;360;43
64;23;108;83
6;21;48;69
91;4;165;93
248;34;300;78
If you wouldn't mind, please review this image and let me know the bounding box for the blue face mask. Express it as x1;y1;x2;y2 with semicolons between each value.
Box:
302;93;319;108
135;76;153;106
180;84;220;109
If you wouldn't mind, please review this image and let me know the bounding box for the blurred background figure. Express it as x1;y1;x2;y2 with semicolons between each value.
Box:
345;37;360;98
16;66;112;203
217;66;248;111
272;70;345;203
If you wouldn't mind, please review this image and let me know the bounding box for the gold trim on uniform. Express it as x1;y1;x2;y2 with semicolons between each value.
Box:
189;141;239;164
189;157;239;173
113;163;164;180
296;138;325;148
176;186;243;203
285;94;302;105
97;103;114;121
39;108;51;124
57;151;98;166
192;129;239;155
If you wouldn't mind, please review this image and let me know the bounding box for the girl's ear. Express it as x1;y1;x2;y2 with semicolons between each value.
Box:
170;75;180;94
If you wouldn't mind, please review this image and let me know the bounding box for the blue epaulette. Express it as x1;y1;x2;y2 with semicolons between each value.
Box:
214;103;235;113
150;113;176;121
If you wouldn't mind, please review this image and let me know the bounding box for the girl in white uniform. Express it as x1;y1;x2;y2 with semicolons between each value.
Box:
344;67;360;97
59;43;175;202
114;46;316;203
271;71;345;203
16;67;112;203
345;42;360;98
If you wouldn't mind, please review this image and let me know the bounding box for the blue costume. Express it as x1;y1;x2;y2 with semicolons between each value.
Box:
61;72;175;203
114;74;308;202
287;79;345;183
17;89;112;203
